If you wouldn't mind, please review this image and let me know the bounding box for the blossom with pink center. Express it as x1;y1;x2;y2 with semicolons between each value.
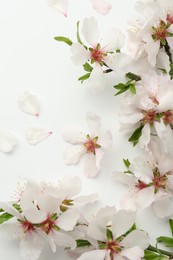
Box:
120;71;173;149
63;112;112;178
76;207;149;260
112;153;173;218
71;17;125;93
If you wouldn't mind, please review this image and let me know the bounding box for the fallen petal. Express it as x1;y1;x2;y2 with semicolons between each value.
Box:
0;130;17;153
18;91;40;117
25;127;52;145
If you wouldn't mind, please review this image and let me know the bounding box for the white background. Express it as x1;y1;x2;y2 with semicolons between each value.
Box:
0;0;171;259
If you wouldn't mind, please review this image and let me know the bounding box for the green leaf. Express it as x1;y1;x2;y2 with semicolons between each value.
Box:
54;36;73;46
126;72;141;81
77;21;83;45
0;212;14;225
0;209;4;213
123;159;131;168
106;228;113;241
157;236;173;248
128;125;144;146
114;83;126;90
78;73;91;83
129;83;136;94
144;250;168;260
13;203;22;213
83;62;93;72
169;219;173;237
114;86;129;96
76;239;91;248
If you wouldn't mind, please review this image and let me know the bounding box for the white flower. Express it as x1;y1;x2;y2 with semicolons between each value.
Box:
25;127;52;145
77;207;149;260
120;71;173;149
112;154;173;218
18;91;40;117
63;112;112;178
0;130;17;153
71;17;125;93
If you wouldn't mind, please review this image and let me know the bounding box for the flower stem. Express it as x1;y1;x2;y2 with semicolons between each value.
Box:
164;41;173;79
148;245;173;258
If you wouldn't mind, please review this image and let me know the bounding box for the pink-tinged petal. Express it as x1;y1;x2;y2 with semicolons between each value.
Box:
112;172;136;186
77;250;107;260
86;112;101;136
118;192;137;211
0;202;22;219
88;66;107;94
111;211;135;239
0;222;23;240
130;157;153;183
58;176;82;198
99;130;112;149
71;43;90;65
58;208;80;231
102;29;125;52
0;130;17;153
90;0;112;15
38;196;61;214
63;145;84;165
83;154;99;178
63;125;85;144
82;17;99;47
74;193;98;205
139;123;151;150
153;197;173;218
25;127;52;145
18;91;40;117
47;0;68;17
51;231;76;249
20;232;44;260
135;186;155;209
120;246;144;260
120;230;149;249
23;208;47;224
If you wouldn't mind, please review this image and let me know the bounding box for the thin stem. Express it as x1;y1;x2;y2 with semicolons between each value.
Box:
148;245;173;258
164;40;173;79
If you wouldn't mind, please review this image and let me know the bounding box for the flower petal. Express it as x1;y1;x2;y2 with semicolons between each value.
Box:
58;176;82;198
135;187;155;209
47;0;68;17
86;112;101;136
153;197;173;218
74;193;98;205
63;125;85;144
120;246;144;260
83;154;99;178
23;208;47;224
90;0;112;15
18;91;40;117
77;250;107;260
102;29;125;52
58;208;80;231
99;130;112;149
88;66;107;94
120;230;149;249
51;231;76;249
25;127;52;145
71;42;90;65
82;17;99;47
0;130;17;153
138;123;151;150
63;145;84;165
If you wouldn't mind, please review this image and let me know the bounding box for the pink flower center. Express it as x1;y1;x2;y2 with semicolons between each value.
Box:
22;220;35;232
91;47;105;63
41;216;55;234
149;95;159;105
143;110;156;124
152;176;166;190
167;14;173;24
163;110;173;124
135;181;148;190
84;135;101;154
106;240;121;259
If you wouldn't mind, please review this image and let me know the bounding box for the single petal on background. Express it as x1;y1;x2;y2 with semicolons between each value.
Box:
47;0;68;16
90;0;112;15
25;127;52;145
0;130;17;153
18;91;40;117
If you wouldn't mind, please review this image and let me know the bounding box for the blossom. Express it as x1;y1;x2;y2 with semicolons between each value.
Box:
127;0;173;68
71;17;125;93
18;91;40;117
120;71;173;149
76;207;149;260
63;112;112;178
112;154;173;218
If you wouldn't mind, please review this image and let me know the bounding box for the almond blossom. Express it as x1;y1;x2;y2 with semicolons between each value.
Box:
63;112;112;178
71;17;125;93
120;71;173;149
76;207;149;260
112;153;173;218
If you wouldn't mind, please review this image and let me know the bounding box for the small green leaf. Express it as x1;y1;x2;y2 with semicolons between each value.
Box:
128;125;144;146
0;209;4;213
114;86;129;96
129;83;136;94
169;219;173;237
114;83;126;90
54;36;73;46
83;62;93;72
126;72;141;81
76;239;91;248
106;228;113;241
144;250;168;260
157;236;173;248
13;203;22;213
78;73;91;83
77;21;83;45
0;212;14;225
123;159;131;168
